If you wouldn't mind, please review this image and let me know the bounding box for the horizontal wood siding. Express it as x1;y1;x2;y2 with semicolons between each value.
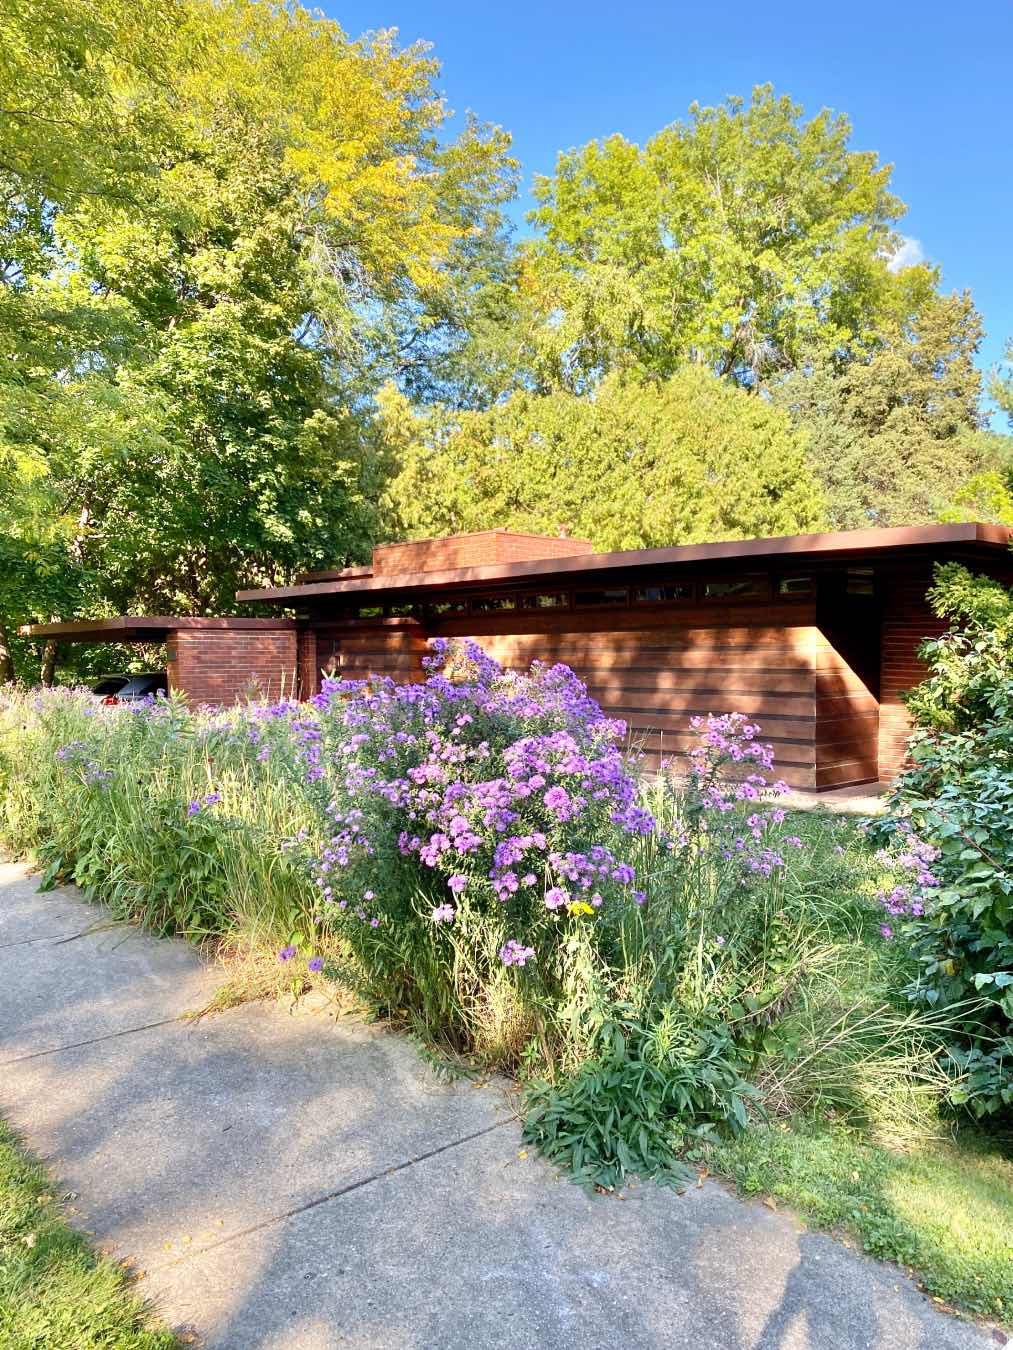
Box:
310;621;429;692
435;603;824;789
878;568;945;782
811;632;879;789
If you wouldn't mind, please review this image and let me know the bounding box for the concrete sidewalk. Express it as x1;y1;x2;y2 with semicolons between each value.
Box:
0;861;995;1350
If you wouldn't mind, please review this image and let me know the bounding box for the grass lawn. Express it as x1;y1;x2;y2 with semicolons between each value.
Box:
706;1121;1013;1324
0;1119;180;1350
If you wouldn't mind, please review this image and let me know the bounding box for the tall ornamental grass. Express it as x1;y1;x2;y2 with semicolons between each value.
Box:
0;640;955;1184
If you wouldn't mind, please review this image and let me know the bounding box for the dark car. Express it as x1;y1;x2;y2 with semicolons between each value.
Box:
91;675;130;697
100;673;168;704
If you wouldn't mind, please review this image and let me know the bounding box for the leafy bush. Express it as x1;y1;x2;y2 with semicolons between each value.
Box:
868;562;1013;1117
522;1011;753;1191
298;638;655;1068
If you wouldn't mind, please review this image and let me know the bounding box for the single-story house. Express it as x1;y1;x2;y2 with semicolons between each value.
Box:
24;523;1013;791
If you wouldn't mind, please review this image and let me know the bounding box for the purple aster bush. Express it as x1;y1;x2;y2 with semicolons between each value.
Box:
303;638;654;1057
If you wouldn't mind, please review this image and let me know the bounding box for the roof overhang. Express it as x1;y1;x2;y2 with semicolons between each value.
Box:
19;616;296;643
235;523;1013;604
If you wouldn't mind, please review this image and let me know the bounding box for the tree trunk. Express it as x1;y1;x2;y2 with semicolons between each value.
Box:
41;639;59;686
0;617;15;684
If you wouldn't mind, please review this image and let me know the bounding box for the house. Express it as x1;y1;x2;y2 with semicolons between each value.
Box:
24;523;1013;791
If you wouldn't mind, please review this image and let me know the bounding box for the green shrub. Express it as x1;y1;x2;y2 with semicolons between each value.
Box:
868;562;1013;1117
523;1010;753;1191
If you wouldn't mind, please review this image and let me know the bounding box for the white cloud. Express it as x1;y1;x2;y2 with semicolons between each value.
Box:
887;236;926;273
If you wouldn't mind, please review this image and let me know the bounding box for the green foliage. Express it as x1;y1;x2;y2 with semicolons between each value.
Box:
708;1123;1013;1320
0;1118;177;1349
382;365;826;547
523;1012;752;1190
0;0;515;673
771;291;990;527
0;690;319;945
868;564;1013;1116
991;337;1013;429
906;562;1013;731
524;85;917;389
944;468;1013;528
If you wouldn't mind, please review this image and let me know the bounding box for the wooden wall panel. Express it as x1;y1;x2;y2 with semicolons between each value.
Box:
878;567;945;782
308;620;429;692
305;597;887;792
812;628;879;787
432;609;825;790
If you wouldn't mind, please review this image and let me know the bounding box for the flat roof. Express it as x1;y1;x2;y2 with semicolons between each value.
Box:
20;616;296;642
236;523;1013;604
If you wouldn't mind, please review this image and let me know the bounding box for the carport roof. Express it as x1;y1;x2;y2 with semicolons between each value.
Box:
19;616;295;643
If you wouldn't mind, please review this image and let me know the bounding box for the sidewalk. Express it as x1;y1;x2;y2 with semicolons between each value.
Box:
0;861;993;1350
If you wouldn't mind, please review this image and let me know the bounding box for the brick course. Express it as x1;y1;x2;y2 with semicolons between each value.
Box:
372;529;593;576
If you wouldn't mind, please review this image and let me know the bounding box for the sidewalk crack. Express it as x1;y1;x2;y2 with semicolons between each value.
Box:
153;1115;519;1271
0;932;75;949
2;1016;184;1065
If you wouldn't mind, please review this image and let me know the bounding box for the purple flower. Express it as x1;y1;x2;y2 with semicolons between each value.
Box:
431;904;455;924
447;874;468;894
278;945;297;962
879;924;893;939
186;800;202;817
499;939;535;967
307;955;324;973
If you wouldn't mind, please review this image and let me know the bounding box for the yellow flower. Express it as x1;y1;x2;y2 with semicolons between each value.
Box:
567;901;594;917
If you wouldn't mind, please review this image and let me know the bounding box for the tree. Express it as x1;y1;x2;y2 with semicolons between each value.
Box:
524;85;926;390
0;0;514;675
772;291;995;527
382;364;825;549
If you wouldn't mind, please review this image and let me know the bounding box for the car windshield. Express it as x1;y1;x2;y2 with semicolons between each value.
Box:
92;677;128;695
115;675;167;698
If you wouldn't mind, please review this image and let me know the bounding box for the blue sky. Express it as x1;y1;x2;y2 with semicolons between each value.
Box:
329;0;1012;419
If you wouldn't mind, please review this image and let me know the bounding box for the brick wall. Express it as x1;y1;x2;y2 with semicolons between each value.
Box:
167;628;298;706
372;530;593;576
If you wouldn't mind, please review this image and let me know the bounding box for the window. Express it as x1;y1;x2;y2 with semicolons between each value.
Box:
521;592;569;609
427;597;468;617
470;594;516;613
355;605;383;619
846;568;875;596
702;575;768;601
386;602;419;617
574;588;628;608
778;575;815;598
634;583;693;604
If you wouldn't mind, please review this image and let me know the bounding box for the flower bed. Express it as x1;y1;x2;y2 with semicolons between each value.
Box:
0;640;933;1184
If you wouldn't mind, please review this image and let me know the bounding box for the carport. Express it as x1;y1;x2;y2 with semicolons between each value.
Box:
19;616;299;705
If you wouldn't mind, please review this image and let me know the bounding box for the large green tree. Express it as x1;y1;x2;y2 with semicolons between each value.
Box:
0;0;513;675
523;85;930;391
771;290;996;527
382;364;825;548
